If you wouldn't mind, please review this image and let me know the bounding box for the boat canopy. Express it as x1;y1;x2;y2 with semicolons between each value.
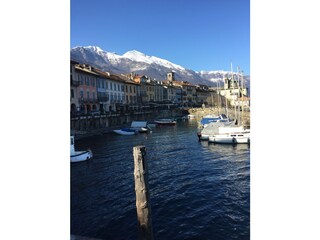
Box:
131;121;148;128
200;114;229;125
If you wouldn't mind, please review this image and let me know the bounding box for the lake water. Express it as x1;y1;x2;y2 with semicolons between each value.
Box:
71;119;250;240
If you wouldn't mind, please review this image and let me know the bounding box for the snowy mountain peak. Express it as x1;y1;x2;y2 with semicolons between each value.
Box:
83;46;104;52
123;50;145;58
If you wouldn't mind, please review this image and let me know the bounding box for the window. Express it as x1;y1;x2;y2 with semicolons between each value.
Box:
92;92;95;99
71;89;74;98
87;91;90;99
80;90;84;98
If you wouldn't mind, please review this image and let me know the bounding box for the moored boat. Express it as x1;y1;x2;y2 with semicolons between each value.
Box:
113;128;137;135
130;121;152;133
70;136;93;163
154;118;176;126
198;119;236;141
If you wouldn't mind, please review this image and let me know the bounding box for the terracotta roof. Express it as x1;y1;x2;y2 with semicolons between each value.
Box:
75;65;100;76
125;79;140;85
109;74;127;82
91;68;111;78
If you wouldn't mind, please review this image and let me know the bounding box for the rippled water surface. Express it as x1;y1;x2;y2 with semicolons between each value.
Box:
71;120;250;240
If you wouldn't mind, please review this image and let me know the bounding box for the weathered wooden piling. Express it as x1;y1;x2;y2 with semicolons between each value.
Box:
133;146;154;240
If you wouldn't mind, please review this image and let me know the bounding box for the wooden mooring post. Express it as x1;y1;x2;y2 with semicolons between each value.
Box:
133;146;154;240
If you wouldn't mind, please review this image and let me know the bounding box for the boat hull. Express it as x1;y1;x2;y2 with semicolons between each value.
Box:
113;129;136;135
200;134;209;140
209;134;250;144
71;150;93;163
154;120;176;126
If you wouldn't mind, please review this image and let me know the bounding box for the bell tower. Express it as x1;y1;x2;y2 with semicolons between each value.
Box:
167;71;175;81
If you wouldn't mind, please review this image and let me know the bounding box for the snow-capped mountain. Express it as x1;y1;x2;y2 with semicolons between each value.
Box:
197;70;251;91
70;46;250;88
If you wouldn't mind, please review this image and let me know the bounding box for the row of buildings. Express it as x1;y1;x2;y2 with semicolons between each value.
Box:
70;60;250;115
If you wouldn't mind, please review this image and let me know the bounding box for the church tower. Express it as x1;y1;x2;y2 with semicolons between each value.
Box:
167;71;175;81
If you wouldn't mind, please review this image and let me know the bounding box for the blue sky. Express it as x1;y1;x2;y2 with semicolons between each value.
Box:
71;0;250;74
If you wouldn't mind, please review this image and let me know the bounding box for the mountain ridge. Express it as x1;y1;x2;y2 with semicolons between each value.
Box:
70;46;250;88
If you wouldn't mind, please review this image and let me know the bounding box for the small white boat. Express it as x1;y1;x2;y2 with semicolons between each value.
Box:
154;119;176;126
208;131;250;144
113;128;137;135
70;136;93;163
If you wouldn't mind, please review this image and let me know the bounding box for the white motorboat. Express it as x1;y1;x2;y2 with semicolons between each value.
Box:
70;136;93;163
154;119;176;126
113;128;137;135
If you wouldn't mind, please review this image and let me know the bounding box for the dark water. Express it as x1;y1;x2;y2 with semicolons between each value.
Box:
71;119;250;240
